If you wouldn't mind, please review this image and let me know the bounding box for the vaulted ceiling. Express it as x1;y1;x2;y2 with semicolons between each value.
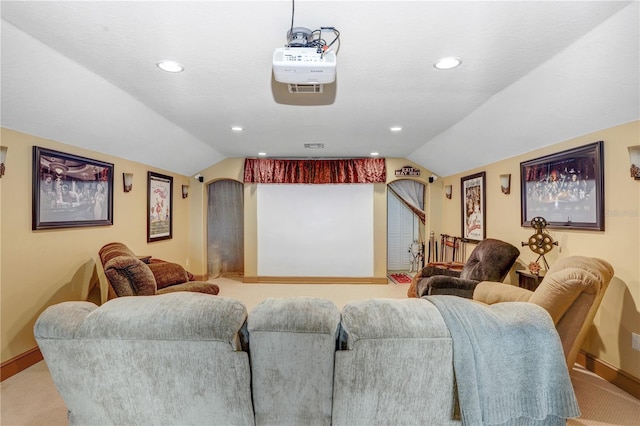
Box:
2;1;638;177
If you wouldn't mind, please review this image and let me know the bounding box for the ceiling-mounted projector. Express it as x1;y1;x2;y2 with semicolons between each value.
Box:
273;47;337;84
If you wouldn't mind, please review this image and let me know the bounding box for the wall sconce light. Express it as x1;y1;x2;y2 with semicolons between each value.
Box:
499;173;511;194
0;146;7;178
445;185;452;199
628;146;640;180
123;173;133;192
182;185;189;199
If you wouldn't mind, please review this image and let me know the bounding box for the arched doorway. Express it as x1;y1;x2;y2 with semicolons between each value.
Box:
207;179;244;278
387;179;425;273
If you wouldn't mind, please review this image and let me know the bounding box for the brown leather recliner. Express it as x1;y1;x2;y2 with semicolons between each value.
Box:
410;238;520;298
99;242;219;298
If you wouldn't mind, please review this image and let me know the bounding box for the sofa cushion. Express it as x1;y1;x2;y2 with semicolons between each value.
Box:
248;296;340;334
147;262;189;289
339;298;449;349
104;256;157;296
149;258;196;281
75;292;246;343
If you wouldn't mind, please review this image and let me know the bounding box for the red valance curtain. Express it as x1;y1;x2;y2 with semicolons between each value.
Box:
243;158;386;184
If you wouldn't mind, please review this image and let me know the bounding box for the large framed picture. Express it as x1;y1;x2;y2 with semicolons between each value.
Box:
461;171;486;242
32;146;114;230
147;171;173;242
520;141;604;231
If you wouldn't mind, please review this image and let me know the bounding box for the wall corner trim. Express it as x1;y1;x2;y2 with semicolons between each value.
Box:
1;347;43;381
576;350;640;399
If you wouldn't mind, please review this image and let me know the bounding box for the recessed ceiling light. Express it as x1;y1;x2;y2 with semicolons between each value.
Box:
231;126;244;131
258;152;267;156
370;152;379;156
156;60;184;73
390;126;402;132
434;56;462;70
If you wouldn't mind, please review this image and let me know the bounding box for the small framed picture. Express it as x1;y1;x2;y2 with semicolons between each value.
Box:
32;146;114;230
147;171;173;242
520;141;604;231
461;171;486;242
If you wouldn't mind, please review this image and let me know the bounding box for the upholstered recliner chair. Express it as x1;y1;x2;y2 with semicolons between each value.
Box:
99;242;219;298
34;292;253;425
409;238;520;298
470;256;613;369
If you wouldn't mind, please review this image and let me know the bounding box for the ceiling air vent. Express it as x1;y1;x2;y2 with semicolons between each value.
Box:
288;83;323;94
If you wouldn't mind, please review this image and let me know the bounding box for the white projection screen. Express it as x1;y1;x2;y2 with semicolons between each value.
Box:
257;184;374;277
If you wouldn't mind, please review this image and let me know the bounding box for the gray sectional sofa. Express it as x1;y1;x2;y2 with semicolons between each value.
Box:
35;292;578;426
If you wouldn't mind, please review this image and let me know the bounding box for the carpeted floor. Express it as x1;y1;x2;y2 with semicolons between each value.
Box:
2;278;639;425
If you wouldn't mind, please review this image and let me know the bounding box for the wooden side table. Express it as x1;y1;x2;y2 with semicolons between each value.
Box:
516;270;545;291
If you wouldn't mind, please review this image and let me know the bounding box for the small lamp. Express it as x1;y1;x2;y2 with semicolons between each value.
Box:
0;146;7;178
123;173;133;192
499;174;511;194
445;185;452;199
628;146;640;180
182;185;189;199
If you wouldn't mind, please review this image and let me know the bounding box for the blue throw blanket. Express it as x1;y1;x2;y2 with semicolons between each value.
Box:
425;296;580;426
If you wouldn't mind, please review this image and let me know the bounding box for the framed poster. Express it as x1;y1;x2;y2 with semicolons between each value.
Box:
461;171;486;242
32;146;113;230
520;141;604;231
147;171;173;242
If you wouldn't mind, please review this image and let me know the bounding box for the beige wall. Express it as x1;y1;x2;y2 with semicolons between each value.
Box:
437;121;640;379
0;128;192;363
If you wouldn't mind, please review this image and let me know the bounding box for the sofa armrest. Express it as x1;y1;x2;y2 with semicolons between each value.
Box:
35;302;98;339
420;264;463;278
407;263;463;298
104;256;157;296
473;281;533;305
418;275;479;298
157;281;220;296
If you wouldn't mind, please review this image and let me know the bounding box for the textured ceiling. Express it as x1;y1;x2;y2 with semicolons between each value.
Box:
1;1;638;177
